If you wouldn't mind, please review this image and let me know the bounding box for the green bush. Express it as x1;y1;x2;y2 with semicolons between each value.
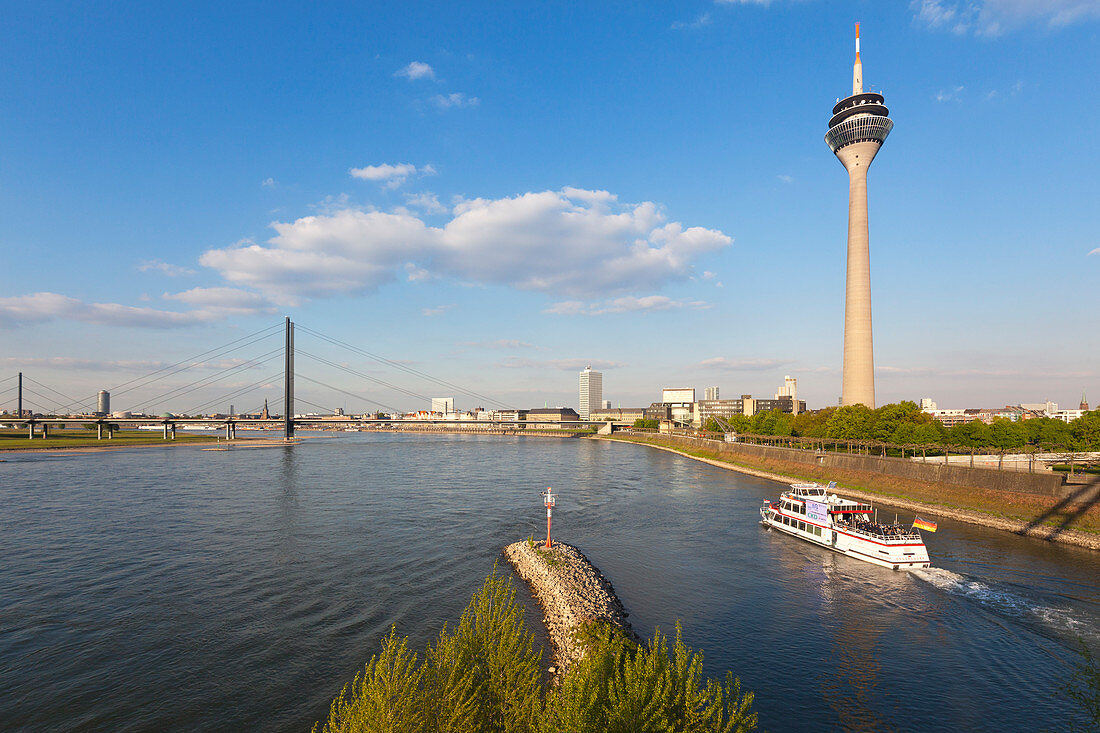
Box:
315;569;757;733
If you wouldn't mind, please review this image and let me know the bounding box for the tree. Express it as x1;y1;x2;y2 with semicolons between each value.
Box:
869;401;923;442
912;422;946;446
824;405;874;440
989;418;1028;451
948;420;991;449
1071;410;1100;451
315;571;758;733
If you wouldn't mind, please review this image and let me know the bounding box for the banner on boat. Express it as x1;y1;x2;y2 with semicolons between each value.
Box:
805;500;828;524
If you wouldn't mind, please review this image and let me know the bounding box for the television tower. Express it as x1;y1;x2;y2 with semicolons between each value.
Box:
825;23;892;408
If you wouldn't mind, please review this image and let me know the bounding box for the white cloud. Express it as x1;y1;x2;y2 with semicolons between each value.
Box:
911;0;1100;36
0;292;222;329
0;356;172;371
464;339;538;350
404;191;448;214
162;287;276;315
935;85;965;102
422;304;454;316
200;187;732;304
396;61;436;81
430;92;480;109
544;295;710;316
776;174;793;184
405;263;432;282
1089;247;1100;256
262;177;277;188
699;357;790;371
672;12;712;29
499;357;626;370
138;260;196;277
348;162;436;189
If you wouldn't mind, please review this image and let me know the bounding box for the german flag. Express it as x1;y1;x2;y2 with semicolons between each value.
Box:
913;517;938;533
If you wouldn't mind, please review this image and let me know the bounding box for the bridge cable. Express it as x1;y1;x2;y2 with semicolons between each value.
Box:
129;348;283;414
180;371;284;416
295;349;433;403
23;376;85;412
294;373;402;414
52;322;283;413
295;324;513;410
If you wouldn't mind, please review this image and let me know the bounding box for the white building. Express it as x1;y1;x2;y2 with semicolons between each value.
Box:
704;386;719;401
1051;409;1085;424
662;387;695;404
1021;401;1057;417
579;366;603;420
431;397;455;415
775;376;799;415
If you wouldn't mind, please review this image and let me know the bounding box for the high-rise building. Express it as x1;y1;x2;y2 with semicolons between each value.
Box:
775;376;799;415
705;386;720;401
432;397;455;415
825;23;892;409
97;390;110;416
578;366;603;420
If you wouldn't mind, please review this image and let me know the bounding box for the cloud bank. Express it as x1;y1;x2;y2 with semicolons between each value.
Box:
200;187;731;304
911;0;1100;35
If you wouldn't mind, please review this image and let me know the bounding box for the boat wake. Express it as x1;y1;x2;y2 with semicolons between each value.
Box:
912;567;1096;642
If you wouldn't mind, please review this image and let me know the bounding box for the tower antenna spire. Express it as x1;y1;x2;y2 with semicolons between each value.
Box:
853;22;863;95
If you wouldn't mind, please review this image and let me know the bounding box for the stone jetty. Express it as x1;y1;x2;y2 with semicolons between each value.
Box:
503;540;636;672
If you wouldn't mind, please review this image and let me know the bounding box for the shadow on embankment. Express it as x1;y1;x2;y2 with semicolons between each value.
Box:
1022;475;1100;541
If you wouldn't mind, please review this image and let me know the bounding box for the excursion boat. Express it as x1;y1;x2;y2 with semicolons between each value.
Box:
759;482;931;570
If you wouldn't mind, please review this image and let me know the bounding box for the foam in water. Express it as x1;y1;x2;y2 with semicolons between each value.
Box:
912;567;1095;641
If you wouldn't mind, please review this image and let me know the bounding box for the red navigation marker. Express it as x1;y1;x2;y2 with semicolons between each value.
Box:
541;487;556;549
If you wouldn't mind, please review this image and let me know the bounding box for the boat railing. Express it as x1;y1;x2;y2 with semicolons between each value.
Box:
833;521;923;542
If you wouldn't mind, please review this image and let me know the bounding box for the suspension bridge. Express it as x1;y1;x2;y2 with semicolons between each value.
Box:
2;318;620;441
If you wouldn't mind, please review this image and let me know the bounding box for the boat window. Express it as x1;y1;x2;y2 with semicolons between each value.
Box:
798;521;805;531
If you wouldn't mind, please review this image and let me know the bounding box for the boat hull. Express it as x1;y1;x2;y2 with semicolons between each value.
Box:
760;508;930;571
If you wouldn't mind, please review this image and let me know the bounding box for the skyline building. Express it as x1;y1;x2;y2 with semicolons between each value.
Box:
826;23;892;408
705;386;720;401
431;397;455;415
96;390;110;416
578;366;602;420
775;375;800;415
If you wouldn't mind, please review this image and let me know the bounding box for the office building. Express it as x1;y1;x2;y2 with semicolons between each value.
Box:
775;376;799;415
826;24;892;408
97;390;110;416
579;366;603;420
705;386;719;401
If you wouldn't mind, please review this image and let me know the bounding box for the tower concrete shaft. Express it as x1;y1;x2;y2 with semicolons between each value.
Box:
825;24;892;408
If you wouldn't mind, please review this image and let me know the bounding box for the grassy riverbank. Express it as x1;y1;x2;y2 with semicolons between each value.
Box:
599;433;1100;544
0;429;223;451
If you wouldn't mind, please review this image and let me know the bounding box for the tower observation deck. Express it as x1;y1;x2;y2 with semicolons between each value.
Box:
827;23;892;409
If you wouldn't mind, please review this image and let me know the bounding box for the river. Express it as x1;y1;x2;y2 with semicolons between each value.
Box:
1;433;1097;731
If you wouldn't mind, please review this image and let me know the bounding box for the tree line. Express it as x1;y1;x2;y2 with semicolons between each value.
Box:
315;569;756;733
692;401;1100;452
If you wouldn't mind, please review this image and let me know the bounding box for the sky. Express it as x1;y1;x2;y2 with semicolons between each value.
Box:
2;0;1099;416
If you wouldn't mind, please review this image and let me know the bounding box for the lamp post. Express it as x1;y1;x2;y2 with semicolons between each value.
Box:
541;487;556;549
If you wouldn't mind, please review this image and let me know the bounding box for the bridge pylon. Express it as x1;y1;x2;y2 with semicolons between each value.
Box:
284;317;295;440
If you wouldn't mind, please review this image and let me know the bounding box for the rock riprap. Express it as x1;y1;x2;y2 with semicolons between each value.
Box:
502;540;635;672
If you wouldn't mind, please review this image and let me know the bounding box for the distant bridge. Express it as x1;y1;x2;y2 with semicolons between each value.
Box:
4;318;627;441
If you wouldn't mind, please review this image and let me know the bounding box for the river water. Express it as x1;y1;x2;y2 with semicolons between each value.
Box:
1;433;1097;731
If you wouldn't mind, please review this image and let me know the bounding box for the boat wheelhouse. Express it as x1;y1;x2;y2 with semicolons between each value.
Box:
760;482;931;570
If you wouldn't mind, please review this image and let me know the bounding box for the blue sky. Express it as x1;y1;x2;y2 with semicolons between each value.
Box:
2;0;1098;415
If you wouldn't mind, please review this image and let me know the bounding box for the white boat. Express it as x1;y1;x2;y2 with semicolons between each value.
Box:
759;482;931;570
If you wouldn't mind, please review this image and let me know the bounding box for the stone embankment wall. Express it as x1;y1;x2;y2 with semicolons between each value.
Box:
632;434;1072;498
503;540;635;672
